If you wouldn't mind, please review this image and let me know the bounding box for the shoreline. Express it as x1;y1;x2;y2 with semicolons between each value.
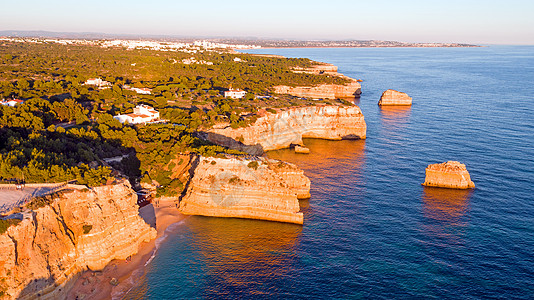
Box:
47;54;355;299
67;198;186;300
255;45;481;49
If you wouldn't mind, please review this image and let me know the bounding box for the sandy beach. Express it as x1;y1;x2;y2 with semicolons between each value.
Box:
67;198;186;300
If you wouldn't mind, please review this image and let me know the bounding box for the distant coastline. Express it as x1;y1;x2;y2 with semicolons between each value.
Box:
0;30;480;48
228;40;480;48
259;45;481;49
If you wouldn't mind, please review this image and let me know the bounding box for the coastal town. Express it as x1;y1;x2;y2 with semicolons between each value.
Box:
0;36;261;53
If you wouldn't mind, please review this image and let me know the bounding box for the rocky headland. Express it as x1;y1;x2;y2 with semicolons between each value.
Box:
274;80;361;99
0;180;156;299
178;156;310;225
0;150;315;299
205;105;367;155
291;63;339;75
273;62;361;99
378;89;412;106
422;161;475;189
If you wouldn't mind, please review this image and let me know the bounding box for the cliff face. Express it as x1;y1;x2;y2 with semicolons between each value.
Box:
274;80;362;99
275;62;362;99
206;105;367;155
378;89;412;106
0;180;156;299
422;161;475;189
178;157;310;224
292;63;338;75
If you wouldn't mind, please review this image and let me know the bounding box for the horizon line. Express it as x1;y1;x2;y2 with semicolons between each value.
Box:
0;29;479;45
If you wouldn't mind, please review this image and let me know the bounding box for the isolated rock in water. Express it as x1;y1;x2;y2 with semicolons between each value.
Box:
294;145;310;154
378;89;412;106
422;161;475;189
178;156;310;224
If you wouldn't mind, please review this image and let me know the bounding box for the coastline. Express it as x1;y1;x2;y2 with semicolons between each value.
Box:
67;198;186;300
256;45;481;49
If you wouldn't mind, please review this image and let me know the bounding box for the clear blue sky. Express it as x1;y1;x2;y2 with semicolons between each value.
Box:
1;0;533;44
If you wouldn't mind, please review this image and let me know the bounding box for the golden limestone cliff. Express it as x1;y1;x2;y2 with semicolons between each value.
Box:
0;180;156;299
291;63;339;75
273;80;362;99
206;105;367;155
178;156;310;224
274;63;361;99
422;161;475;189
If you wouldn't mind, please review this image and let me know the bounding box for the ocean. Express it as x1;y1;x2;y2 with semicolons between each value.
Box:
124;46;534;299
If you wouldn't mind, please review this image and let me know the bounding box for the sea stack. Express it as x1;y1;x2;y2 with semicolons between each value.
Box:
422;161;475;189
378;89;412;106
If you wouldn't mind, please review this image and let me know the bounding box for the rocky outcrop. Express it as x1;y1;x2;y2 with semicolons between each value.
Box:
276;62;362;99
274;80;362;99
292;63;338;75
0;180;156;299
422;161;475;189
206;105;366;155
294;145;310;154
178;156;310;224
378;89;412;105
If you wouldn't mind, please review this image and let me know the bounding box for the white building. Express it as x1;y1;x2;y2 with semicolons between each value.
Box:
130;87;152;95
84;78;111;87
0;99;24;107
122;85;152;94
113;104;160;124
224;89;246;99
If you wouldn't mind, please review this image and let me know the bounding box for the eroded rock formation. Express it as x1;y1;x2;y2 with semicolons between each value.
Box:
378;89;412;106
0;180;156;299
206;105;366;155
178;156;310;224
274;80;362;99
275;62;362;99
292;63;338;75
422;161;475;189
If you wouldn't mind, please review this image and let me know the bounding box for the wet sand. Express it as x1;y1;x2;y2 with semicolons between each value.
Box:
67;198;185;300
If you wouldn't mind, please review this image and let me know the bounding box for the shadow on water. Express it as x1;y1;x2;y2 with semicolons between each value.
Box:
267;138;366;183
267;138;366;225
420;187;473;244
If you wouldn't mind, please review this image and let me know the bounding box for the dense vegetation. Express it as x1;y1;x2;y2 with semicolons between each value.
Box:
0;40;348;195
0;41;347;95
0;100;241;193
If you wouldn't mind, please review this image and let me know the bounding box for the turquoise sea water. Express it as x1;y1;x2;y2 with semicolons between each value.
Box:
125;46;534;299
